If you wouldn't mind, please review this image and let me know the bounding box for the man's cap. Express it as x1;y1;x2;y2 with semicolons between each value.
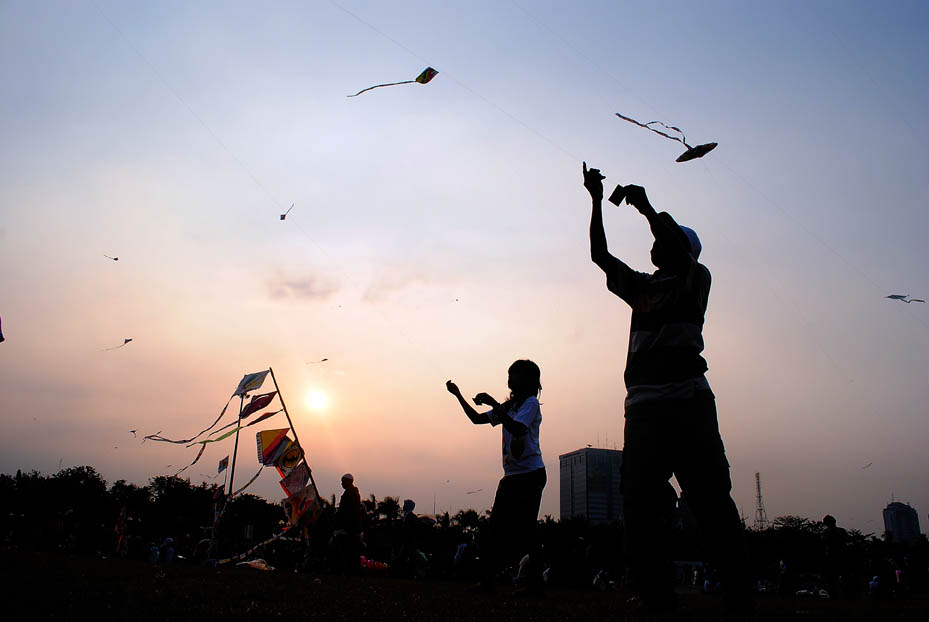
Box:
341;473;354;482
680;226;701;259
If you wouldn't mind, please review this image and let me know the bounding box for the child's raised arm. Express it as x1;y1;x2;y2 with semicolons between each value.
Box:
446;380;491;425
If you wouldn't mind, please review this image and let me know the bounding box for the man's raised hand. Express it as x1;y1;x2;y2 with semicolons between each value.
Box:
446;380;461;397
623;184;653;214
583;161;606;201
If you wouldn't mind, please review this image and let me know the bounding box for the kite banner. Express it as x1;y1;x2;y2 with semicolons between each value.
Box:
257;429;290;465
218;456;229;473
280;462;310;497
235;370;269;396
347;66;438;97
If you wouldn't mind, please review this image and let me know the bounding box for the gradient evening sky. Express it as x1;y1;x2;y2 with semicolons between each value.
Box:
1;0;927;534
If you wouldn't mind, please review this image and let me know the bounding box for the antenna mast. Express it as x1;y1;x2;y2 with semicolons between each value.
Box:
754;472;768;530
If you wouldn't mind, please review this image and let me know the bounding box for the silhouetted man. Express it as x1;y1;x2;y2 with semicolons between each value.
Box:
334;473;363;573
583;163;751;616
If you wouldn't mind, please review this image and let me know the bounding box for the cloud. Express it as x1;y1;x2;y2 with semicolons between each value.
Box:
268;273;340;301
363;269;435;303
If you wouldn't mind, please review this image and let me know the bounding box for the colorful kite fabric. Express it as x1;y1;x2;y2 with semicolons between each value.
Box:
274;443;303;475
282;482;322;526
615;112;717;162
257;429;290;465
280;462;310;497
144;395;235;445
347;66;438;97
234;370;269;396
174;444;206;476
218;456;229;473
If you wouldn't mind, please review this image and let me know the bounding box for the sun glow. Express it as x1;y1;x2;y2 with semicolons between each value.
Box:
305;389;329;412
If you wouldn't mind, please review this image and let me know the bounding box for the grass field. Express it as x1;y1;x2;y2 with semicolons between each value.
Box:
2;551;928;621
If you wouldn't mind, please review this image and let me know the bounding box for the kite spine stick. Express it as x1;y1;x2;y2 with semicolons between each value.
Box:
269;366;321;506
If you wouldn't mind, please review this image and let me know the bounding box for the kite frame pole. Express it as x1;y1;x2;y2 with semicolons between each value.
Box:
268;366;321;502
225;395;246;501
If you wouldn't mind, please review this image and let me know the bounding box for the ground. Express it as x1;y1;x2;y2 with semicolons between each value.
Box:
1;551;927;621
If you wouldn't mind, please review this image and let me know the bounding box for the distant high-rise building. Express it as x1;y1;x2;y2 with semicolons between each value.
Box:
559;447;622;524
882;501;921;543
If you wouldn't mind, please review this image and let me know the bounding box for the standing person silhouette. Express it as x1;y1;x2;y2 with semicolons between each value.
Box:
583;163;752;616
446;359;546;595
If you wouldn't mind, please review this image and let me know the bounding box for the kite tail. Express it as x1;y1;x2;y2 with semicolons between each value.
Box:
174;444;207;477
616;113;693;149
347;79;416;97
143;395;235;444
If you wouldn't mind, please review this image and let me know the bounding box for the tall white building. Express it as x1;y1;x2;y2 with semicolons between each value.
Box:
883;501;921;543
559;447;623;524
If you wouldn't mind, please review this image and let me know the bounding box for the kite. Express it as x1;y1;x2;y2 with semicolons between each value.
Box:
103;338;132;351
466;489;483;494
104;254;119;261
129;430;137;437
861;462;872;469
615;112;717;162
218;455;229;473
885;294;925;303
257;428;291;465
234;370;269;396
282;482;322;526
347;66;438;97
280;462;310;497
280;203;294;221
0;315;4;342
306;358;328;365
274;443;303;475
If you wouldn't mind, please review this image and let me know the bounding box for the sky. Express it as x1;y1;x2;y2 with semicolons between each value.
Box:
1;0;927;534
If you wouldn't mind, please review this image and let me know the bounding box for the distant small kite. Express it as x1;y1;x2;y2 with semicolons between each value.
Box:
861;462;872;469
129;430;137;438
348;66;438;97
885;294;925;303
0;314;4;343
466;489;483;494
280;203;294;220
104;254;119;261
306;358;328;365
615;112;717;162
103;338;133;351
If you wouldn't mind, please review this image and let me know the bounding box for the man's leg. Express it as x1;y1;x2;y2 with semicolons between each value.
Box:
622;412;677;611
673;395;753;612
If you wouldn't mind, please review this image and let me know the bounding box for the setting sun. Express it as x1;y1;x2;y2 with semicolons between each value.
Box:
305;389;329;412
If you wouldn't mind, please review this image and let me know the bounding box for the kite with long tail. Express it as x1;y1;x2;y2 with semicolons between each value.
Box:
615;112;717;162
348;67;438;97
103;338;132;351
